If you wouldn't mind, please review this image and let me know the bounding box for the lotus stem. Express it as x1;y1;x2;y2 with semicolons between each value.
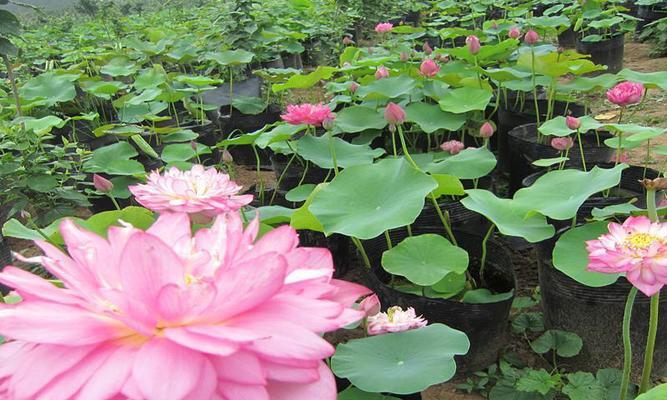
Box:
384;231;392;250
530;47;541;131
576;128;587;172
479;224;495;286
108;195;122;211
351;237;371;269
327;129;339;176
252;145;265;205
3;55;21;117
271;152;297;205
620;287;638;400
639;293;660;394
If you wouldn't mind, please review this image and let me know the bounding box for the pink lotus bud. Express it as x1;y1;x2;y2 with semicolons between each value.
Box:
360;294;381;317
93;174;114;193
480;122;495;138
524;30;539;45
557;46;564;54
566;116;581;130
190;141;198;151
384;102;406;126
440;140;465;155
342;36;353;45
606;81;645;107
508;27;521;39
466;35;481;55
375;65;390;80
349;82;359;93
375;23;394;33
419;58;440;77
423;41;433;55
551;137;574;151
400;52;409;61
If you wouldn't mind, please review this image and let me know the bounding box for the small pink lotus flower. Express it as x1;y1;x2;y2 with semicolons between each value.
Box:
441;140;465;155
93;174;113;193
606;82;645;107
419;58;440;77
349;81;360;93
281;103;335;127
466;35;481;55
423;41;433;55
375;65;390;80
367;306;428;335
384;102;406;126
524;29;539;45
587;216;667;296
129;165;253;218
551;137;574;151
566;116;581;130
480;121;495;138
0;211;372;399
359;294;381;317
508;27;521;39
375;23;394;33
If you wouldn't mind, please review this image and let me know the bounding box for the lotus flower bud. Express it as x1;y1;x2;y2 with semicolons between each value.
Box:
419;58;440;77
349;82;359;93
222;149;234;164
423;41;433;55
93;174;114;193
375;65;390;80
384;102;406;126
322;116;336;131
566;116;581;130
551;137;574;151
466;35;481;55
480;121;495;138
524;30;539;45
508;27;521;39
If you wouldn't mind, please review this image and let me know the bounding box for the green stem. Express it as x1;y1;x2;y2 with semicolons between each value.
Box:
108;195;122;211
271;153;297;205
351;237;371;269
479;224;495;285
430;195;458;246
327;129;339;176
391;127;398;157
620;287;638;400
639;293;660;394
576;128;587;172
384;230;393;250
252;145;265;205
397;125;418;169
530;46;541;129
229;68;234;117
3;54;22;117
648;189;658;222
616;131;624;165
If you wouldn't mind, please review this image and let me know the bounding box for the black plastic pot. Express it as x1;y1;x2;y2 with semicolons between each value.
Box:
575;33;625;74
558;27;577;48
261;58;285;69
281;52;303;69
0;232;11;269
537;237;667;377
415;200;484;229
363;228;516;373
270;155;329;192
507;123;615;194
522;164;661;225
636;4;667;33
497;94;585;173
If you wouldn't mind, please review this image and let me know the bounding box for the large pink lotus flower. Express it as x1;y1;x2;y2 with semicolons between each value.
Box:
280;103;335;127
374;23;393;33
586;216;667;296
606;82;645;107
129;165;252;218
367;306;427;335
0;212;371;399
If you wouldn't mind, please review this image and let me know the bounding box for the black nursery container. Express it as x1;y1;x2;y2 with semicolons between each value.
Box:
575;33;625;74
0;233;11;269
537;238;667;377
497;95;585;173
363;228;516;373
507;123;615;194
636;3;667;34
558;27;577;48
270;154;329;192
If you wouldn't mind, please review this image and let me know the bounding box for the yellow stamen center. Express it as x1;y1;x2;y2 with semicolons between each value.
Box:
624;233;657;250
387;306;401;322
